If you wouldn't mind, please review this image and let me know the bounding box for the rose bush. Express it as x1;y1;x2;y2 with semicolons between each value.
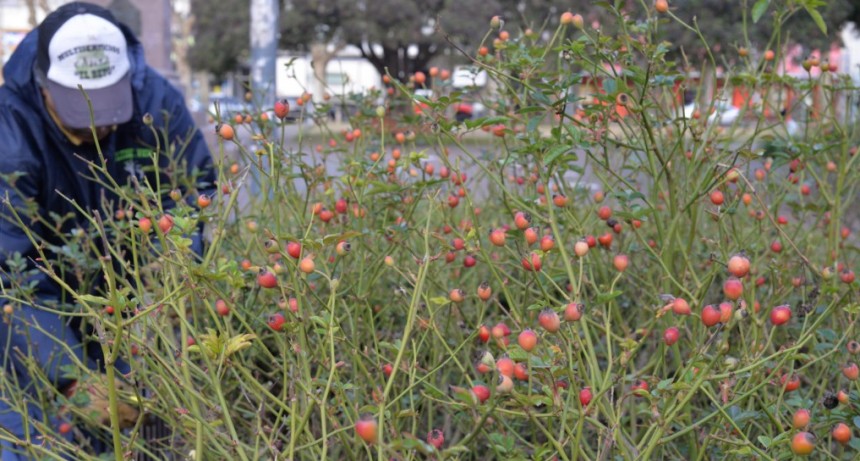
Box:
1;1;858;460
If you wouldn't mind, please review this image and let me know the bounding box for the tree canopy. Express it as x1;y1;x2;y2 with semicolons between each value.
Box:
279;0;507;80
187;0;251;79
187;0;859;81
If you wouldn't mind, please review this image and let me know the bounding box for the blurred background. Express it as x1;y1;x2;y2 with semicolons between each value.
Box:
2;0;860;130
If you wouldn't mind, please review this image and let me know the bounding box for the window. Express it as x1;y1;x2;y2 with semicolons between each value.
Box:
326;72;348;85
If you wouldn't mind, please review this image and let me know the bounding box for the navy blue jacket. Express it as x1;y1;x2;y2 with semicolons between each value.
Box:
0;17;214;431
0;24;215;293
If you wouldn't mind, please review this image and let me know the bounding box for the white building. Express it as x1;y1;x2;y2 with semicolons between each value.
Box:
275;45;381;101
842;23;860;83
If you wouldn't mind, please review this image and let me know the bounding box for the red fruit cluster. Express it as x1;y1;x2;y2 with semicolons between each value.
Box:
257;270;278;289
517;329;538;352
427;428;444;449
538;309;561;333
355;415;377;443
472;384;491;403
769;305;791;325
273;99;290;119
521;252;542;271
267;313;286;331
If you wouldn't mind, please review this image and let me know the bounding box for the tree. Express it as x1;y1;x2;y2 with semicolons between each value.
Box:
279;0;503;82
187;0;860;82
187;0;251;80
277;0;594;85
279;0;355;99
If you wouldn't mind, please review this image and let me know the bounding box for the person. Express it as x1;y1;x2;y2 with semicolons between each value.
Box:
0;2;215;459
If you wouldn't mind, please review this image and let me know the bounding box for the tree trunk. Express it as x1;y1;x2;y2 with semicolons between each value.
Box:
310;42;345;101
25;0;38;27
310;42;346;120
310;43;328;102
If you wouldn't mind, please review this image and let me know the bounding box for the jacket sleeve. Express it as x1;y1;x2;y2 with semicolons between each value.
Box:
163;83;216;196
0;108;91;389
162;82;216;257
0;108;54;299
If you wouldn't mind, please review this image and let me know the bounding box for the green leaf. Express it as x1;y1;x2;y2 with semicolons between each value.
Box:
785;396;814;408
78;294;109;305
816;328;837;342
803;6;827;35
322;230;362;246
526;115;542;134
391;437;426;451
521;394;552;407
309;315;328;327
301;239;323;252
476;116;510;127
423;386;446;399
731;410;760;424
357;404;379;415
671;382;691;391
814;342;833;352
365;182;401;196
528;356;550;368
752;0;769;23
429;297;450;306
757;435;771;448
530;90;551;106
602;78;617;95
853;416;860;429
507;348;529;361
632;389;651;399
69;391;91;407
544;144;573;166
564;125;582;145
518;106;545;114
450;386;476;405
59;364;81;380
595;290;623;304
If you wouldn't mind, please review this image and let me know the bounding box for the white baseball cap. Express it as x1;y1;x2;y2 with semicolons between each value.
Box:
37;2;133;129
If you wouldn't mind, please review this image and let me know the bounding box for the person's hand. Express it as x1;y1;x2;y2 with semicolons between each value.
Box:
64;375;140;429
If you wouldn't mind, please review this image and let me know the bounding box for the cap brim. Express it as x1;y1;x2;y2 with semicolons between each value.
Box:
45;72;133;129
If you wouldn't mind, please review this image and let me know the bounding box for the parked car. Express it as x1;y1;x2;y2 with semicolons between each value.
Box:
208;95;251;121
453;101;488;121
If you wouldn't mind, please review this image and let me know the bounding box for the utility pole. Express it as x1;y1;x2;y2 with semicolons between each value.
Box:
250;0;278;108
